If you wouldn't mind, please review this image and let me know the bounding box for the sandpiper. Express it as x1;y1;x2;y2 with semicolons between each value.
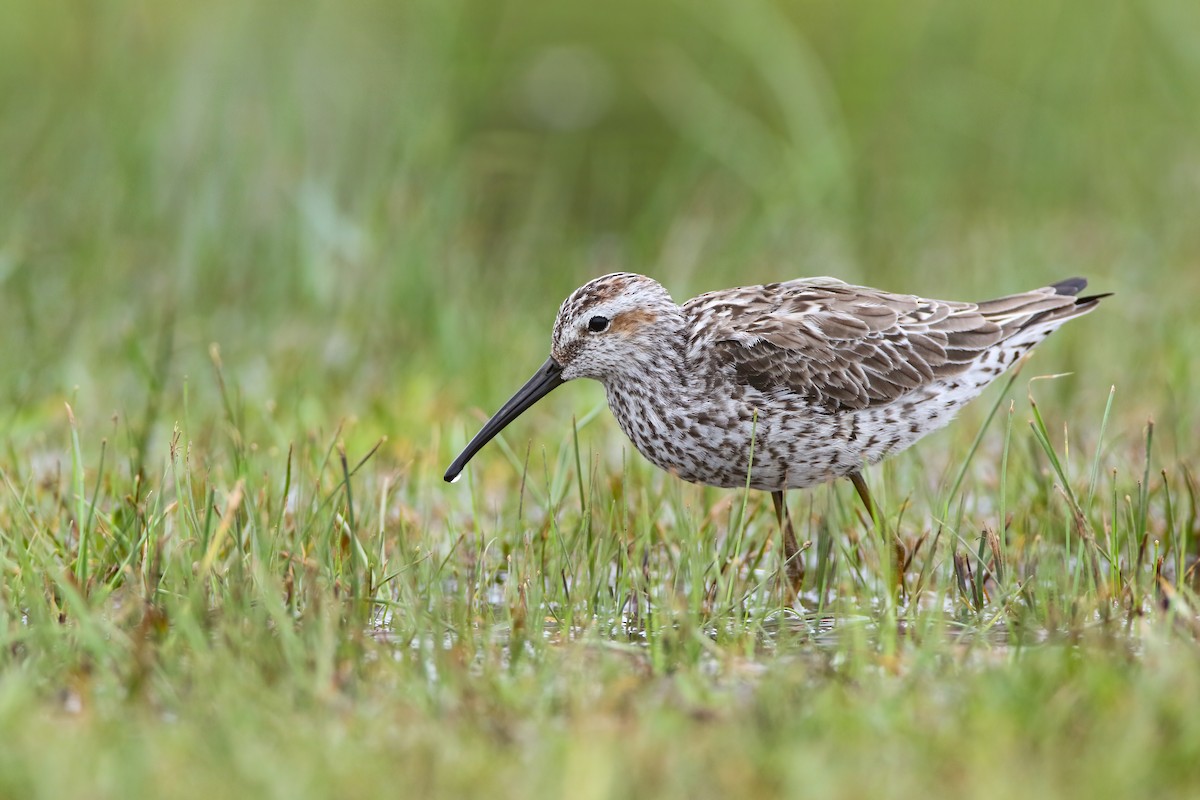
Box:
445;273;1106;585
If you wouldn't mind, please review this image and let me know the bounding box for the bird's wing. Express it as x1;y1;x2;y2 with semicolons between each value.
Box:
683;278;1085;412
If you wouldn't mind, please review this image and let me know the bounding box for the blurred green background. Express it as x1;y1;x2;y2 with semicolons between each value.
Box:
1;0;1197;463
1;4;1199;796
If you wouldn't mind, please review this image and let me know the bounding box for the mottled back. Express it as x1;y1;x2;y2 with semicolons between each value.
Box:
686;277;1101;413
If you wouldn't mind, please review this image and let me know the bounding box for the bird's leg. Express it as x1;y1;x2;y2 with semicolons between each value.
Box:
771;490;805;595
847;471;908;581
848;471;877;520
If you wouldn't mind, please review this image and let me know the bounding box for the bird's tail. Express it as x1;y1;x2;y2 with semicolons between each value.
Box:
965;278;1108;375
976;277;1109;350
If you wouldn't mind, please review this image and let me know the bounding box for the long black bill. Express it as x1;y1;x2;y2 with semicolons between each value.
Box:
444;357;565;483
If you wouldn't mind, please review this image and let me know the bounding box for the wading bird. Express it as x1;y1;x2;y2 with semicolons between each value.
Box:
445;273;1106;588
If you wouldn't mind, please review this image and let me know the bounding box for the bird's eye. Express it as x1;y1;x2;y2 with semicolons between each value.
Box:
588;315;610;333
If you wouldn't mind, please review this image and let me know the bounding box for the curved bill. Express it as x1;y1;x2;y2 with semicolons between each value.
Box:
444;357;565;483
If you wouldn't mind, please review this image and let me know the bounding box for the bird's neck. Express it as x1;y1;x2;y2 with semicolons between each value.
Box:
599;319;691;426
611;316;689;389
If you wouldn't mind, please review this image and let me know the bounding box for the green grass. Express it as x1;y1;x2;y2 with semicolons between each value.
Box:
1;0;1199;797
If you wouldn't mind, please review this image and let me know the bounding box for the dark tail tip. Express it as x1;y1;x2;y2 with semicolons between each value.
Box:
1051;277;1112;307
1050;277;1088;297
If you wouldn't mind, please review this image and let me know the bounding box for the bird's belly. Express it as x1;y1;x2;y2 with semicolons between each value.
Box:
605;395;838;491
608;391;958;492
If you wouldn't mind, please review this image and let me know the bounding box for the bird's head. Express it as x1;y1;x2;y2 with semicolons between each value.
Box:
550;272;676;381
444;272;677;483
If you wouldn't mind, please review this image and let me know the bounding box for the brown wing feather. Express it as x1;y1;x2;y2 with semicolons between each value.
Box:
686;278;1090;413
